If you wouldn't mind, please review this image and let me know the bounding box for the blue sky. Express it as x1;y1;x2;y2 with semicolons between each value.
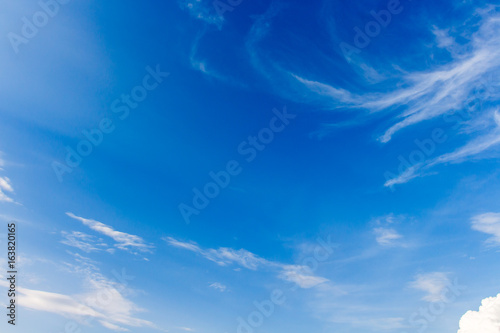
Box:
1;0;500;332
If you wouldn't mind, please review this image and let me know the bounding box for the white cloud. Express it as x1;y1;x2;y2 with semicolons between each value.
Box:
372;213;406;225
428;109;500;165
384;165;421;188
243;6;500;187
164;237;328;289
164;237;267;269
471;212;500;245
199;2;500;164
385;108;500;187
16;287;99;316
376;13;500;187
178;0;223;28
291;74;357;105
165;237;202;252
205;247;266;270
189;36;245;86
0;176;13;192
0;256;158;331
373;228;403;246
0;151;5;171
410;272;451;302
278;265;329;288
61;231;108;253
457;293;500;333
290;10;500;139
432;26;455;50
66;212;152;253
0;153;19;204
371;214;406;246
209;282;227;292
0;176;14;203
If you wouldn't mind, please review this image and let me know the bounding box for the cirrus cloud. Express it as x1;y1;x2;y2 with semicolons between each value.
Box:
66;213;153;253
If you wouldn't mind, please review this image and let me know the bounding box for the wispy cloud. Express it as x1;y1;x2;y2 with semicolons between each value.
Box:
384;165;421;188
373;228;403;246
290;74;357;105
66;213;153;253
385;108;500;187
188;31;245;86
209;282;227;292
100;321;130;332
164;236;267;269
359;12;500;143
193;2;500;148
0;152;16;203
60;231;110;253
0;176;15;203
258;9;500;131
241;5;500;187
278;264;329;288
0;151;5;171
409;272;451;302
164;237;328;289
428;109;500;164
0;254;159;332
471;212;500;245
432;26;455;51
178;0;223;28
371;214;406;247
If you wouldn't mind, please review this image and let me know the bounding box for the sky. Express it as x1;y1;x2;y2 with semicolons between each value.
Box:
0;0;500;332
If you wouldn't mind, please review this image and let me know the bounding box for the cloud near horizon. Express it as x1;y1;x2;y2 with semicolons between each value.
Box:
0;254;159;332
457;293;500;333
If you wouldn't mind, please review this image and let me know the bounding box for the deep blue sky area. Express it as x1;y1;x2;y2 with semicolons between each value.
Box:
0;0;499;332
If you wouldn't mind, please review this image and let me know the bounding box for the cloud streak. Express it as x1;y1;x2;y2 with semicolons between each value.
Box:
373;227;403;246
178;0;223;28
385;108;500;187
164;237;328;288
0;254;158;331
409;272;451;302
60;231;110;253
199;3;500;187
66;213;153;253
209;282;227;292
0;176;15;203
471;212;500;245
